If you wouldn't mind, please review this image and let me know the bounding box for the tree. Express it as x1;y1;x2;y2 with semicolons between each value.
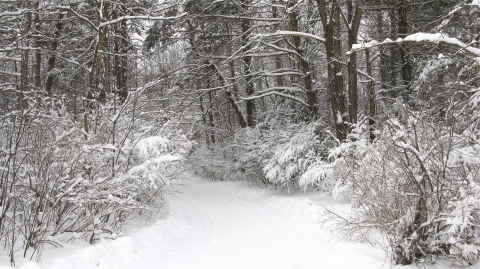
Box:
316;0;348;141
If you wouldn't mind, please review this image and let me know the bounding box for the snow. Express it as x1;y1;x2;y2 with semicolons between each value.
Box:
256;31;326;43
135;136;170;159
336;111;343;124
468;0;480;6
2;177;478;269
351;33;480;57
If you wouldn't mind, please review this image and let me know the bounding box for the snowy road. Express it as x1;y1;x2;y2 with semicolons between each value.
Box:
162;182;319;269
152;180;385;269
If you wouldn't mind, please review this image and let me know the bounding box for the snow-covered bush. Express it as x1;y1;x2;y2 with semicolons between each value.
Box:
323;116;480;265
263;122;332;191
189;145;234;181
190;126;272;185
191;119;335;190
0;92;188;264
227;126;277;185
127;134;184;212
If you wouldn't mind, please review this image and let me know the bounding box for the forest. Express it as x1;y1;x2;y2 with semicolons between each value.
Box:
1;0;479;267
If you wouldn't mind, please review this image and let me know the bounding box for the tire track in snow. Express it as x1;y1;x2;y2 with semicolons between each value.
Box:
188;185;280;237
176;182;319;269
187;185;305;248
169;191;216;269
164;181;390;269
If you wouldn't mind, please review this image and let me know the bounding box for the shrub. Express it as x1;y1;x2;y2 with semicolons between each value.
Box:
0;93;187;264
323;117;480;265
263;122;333;191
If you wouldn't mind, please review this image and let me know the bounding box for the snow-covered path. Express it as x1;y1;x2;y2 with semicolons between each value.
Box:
4;178;477;269
145;180;385;269
162;182;322;269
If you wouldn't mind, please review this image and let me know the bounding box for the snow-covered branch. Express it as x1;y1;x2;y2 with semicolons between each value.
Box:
261;70;304;77
200;15;282;22
255;31;326;43
99;13;187;27
468;0;480;6
254;86;305;95
351;33;480;58
262;41;307;61
241;91;307;106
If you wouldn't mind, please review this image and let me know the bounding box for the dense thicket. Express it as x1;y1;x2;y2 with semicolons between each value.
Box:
0;0;189;265
1;0;479;266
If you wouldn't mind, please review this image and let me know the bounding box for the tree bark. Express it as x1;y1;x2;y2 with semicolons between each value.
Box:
288;0;318;119
198;95;210;145
375;11;390;87
316;0;347;141
333;4;346;130
45;13;63;97
346;0;362;125
20;1;32;111
398;0;413;106
96;0;108;105
271;1;285;90
207;90;215;144
241;0;256;127
389;11;399;90
114;2;129;104
33;1;41;90
366;48;376;142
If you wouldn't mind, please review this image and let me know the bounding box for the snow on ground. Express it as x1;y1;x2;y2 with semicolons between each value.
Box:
1;176;478;269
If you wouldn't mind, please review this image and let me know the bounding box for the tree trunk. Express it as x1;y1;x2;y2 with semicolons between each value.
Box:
316;0;347;142
207;90;215;144
366;48;376;142
20;1;32;111
198;95;210;145
398;0;413;106
45;14;63;97
33;2;41;90
241;0;256;127
271;1;285;91
96;28;107;104
346;0;363;126
288;0;318;119
114;3;128;104
333;3;347;141
375;11;390;87
96;0;108;105
389;11;399;90
333;4;346;128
